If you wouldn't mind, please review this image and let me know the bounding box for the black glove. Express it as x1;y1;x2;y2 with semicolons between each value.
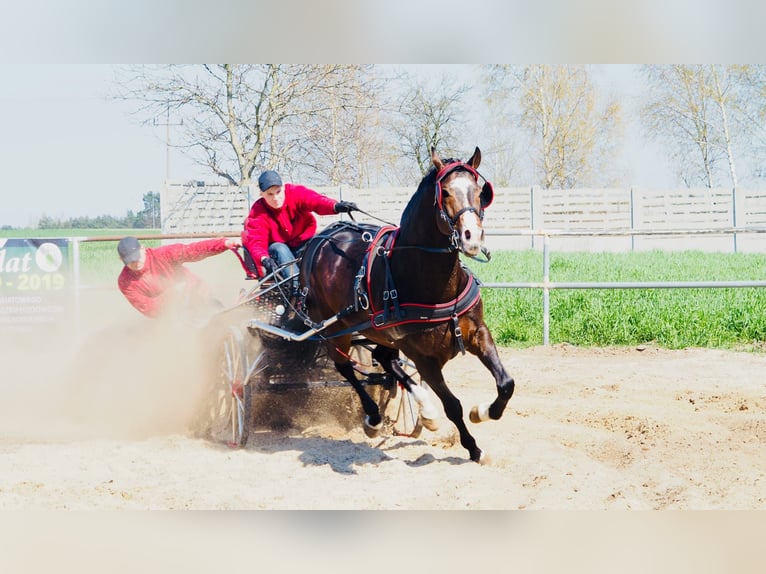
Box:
334;201;358;214
261;257;278;275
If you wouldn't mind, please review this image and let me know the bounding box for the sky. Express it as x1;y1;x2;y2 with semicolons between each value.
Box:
0;64;680;229
0;64;673;227
0;65;211;228
1;0;764;228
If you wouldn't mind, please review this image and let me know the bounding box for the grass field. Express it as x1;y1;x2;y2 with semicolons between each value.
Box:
1;228;162;283
465;250;766;349
5;228;766;350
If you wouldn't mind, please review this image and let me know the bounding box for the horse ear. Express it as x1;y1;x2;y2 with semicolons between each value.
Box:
480;180;494;209
431;147;444;171
467;146;481;169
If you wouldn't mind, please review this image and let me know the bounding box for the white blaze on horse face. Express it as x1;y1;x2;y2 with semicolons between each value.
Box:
451;177;484;256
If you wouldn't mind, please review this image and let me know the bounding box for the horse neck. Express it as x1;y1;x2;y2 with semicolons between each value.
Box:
397;180;447;249
393;185;465;295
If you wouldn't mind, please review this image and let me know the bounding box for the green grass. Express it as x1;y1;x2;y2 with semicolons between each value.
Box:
466;250;766;350
6;228;765;350
1;228;161;284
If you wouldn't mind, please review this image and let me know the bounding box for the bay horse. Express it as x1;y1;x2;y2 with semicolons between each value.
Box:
299;147;515;463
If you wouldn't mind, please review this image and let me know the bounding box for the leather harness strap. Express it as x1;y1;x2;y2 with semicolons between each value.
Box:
298;220;483;353
359;226;483;339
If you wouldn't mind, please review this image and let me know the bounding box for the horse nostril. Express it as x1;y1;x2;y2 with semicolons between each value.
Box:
464;229;472;241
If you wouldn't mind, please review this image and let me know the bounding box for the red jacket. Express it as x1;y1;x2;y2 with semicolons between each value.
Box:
241;183;337;274
118;238;229;318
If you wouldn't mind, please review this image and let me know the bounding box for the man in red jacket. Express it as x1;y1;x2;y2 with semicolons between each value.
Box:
117;235;240;320
241;170;358;288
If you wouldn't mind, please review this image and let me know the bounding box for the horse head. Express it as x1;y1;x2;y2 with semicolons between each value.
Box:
431;147;494;257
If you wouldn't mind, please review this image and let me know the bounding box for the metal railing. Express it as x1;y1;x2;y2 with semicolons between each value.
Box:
483;227;766;345
63;228;766;344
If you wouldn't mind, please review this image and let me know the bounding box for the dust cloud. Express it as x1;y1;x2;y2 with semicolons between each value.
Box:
0;293;214;443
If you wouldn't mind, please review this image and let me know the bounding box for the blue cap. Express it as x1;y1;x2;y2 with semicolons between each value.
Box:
117;236;141;263
258;170;283;191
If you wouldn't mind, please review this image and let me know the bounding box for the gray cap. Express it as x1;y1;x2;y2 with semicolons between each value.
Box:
117;236;142;264
258;170;283;191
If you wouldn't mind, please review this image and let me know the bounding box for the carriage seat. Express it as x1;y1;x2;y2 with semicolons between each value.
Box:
241;246;261;279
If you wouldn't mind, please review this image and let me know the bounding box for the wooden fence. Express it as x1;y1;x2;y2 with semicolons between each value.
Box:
161;182;766;253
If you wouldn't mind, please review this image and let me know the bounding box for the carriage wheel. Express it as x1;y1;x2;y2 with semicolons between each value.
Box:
348;341;424;439
206;326;252;448
388;355;424;438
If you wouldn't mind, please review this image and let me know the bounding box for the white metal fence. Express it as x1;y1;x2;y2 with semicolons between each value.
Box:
484;227;766;345
66;225;766;345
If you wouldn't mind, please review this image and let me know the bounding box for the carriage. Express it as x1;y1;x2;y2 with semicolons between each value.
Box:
194;248;427;448
193;147;515;463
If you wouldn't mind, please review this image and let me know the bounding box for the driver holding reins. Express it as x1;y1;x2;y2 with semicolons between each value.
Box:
241;170;358;292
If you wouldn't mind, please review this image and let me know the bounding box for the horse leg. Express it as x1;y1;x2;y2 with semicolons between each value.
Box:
466;326;516;424
412;356;483;463
334;360;383;438
371;345;440;431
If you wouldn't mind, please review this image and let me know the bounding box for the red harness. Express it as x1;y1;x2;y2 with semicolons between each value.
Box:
434;161;495;213
359;225;482;331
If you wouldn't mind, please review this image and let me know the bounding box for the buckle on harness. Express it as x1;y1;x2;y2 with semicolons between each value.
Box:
383;289;398;301
451;314;466;355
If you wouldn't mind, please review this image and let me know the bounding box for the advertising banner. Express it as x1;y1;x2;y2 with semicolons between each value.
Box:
0;238;72;337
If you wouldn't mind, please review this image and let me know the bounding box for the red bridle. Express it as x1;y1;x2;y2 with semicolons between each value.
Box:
434;161;495;220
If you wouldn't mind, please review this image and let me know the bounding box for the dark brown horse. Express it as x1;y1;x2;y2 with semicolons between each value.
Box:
299;147;515;463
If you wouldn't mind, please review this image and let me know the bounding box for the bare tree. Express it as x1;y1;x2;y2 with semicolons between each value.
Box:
114;64;380;186
741;65;766;179
481;67;521;186
484;65;622;189
641;65;760;188
385;71;471;184
294;68;387;187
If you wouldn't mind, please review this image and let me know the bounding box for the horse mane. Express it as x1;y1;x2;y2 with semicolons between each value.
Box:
399;158;461;227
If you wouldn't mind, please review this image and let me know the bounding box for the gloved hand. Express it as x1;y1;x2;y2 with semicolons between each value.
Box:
334;201;359;214
261;257;278;275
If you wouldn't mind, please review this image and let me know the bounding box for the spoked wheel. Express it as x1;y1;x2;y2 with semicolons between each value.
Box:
206;326;253;448
387;356;424;438
349;340;424;439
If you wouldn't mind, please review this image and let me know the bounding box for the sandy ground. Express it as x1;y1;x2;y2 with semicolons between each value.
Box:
1;326;764;510
1;256;764;511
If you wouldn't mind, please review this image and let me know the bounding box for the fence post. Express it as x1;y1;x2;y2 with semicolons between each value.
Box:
72;237;82;338
531;186;544;251
542;233;550;346
529;186;535;249
732;187;739;253
630;187;635;252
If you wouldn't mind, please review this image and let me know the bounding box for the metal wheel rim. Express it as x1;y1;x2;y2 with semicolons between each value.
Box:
209;327;251;447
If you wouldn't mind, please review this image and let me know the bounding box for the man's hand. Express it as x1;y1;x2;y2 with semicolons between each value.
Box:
334;201;359;214
261;257;278;275
224;238;241;249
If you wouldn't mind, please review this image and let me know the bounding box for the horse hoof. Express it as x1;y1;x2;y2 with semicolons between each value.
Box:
363;416;382;438
469;403;490;424
421;416;439;432
469;447;489;465
477;453;492;466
